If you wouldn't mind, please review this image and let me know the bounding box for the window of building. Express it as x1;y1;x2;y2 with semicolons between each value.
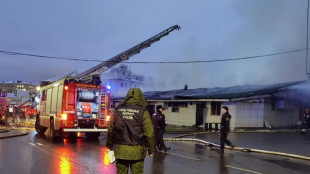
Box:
168;102;188;108
168;102;173;107
163;102;168;109
168;102;189;113
211;102;221;115
172;103;179;112
172;107;179;112
178;102;188;107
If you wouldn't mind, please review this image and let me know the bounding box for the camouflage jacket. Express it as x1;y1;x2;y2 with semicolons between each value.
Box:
106;88;155;160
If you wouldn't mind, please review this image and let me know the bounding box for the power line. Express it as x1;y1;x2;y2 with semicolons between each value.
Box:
0;50;104;62
125;48;307;64
0;48;307;64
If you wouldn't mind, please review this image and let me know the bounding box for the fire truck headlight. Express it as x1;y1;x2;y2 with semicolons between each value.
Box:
61;114;67;120
92;114;97;119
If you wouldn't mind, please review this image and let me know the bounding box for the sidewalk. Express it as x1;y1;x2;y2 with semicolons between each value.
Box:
165;124;198;134
165;124;302;134
0;118;35;134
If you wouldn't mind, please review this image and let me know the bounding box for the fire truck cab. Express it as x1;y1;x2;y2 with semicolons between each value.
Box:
35;79;111;139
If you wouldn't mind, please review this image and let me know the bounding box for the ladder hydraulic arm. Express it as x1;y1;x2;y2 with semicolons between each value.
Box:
75;25;181;84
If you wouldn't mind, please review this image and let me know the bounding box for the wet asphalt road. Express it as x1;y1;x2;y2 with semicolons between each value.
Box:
0;130;310;174
187;132;310;157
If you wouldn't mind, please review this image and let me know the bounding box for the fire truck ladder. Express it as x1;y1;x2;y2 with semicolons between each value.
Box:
99;91;107;127
75;25;181;83
73;25;180;127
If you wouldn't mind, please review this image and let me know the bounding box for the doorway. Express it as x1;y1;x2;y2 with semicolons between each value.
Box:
196;103;205;126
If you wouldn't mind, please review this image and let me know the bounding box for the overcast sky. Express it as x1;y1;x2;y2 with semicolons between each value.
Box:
0;0;309;90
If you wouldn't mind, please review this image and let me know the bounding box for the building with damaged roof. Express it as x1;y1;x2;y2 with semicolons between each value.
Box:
111;80;309;130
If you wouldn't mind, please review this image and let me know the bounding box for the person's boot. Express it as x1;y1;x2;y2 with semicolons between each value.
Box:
164;147;171;152
228;143;235;149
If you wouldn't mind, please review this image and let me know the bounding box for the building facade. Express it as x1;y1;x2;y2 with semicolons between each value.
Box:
111;81;306;130
0;81;38;95
101;73;144;97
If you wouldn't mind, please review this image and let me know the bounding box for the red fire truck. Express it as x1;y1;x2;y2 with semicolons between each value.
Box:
35;79;111;139
18;99;37;119
35;25;180;139
0;91;7;125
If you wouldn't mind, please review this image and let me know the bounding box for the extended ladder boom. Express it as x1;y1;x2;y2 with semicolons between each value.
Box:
75;25;180;82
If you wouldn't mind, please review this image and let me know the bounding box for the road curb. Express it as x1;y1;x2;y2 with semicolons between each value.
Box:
164;137;310;161
0;130;29;139
0;129;10;133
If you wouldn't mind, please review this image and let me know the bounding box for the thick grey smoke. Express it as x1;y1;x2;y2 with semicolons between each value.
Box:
136;0;309;91
287;81;310;105
0;0;308;91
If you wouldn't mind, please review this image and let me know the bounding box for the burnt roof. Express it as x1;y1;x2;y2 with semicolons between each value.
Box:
112;81;303;101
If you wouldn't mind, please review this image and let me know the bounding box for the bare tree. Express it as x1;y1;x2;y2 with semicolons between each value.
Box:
111;65;144;82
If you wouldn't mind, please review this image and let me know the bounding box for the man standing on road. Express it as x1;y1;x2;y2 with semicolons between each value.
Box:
13;106;20;126
5;106;9;126
219;106;234;153
106;88;155;174
302;106;310;133
153;105;171;152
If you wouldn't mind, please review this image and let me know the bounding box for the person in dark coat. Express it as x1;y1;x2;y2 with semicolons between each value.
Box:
153;105;170;152
13;106;20;126
219;106;234;153
302;106;310;133
5;106;9;126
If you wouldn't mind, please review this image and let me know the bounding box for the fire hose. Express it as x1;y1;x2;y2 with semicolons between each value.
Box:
164;137;310;161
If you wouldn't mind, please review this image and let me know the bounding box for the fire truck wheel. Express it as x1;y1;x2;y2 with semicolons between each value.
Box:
86;132;100;139
35;119;47;135
50;119;56;139
68;132;77;139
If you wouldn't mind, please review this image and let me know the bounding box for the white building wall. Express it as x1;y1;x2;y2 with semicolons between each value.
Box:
234;102;265;128
112;98;300;129
263;101;299;127
234;99;299;128
165;105;196;126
